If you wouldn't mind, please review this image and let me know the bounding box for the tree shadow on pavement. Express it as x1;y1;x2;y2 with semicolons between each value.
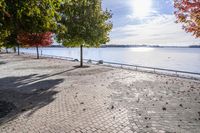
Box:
0;74;64;125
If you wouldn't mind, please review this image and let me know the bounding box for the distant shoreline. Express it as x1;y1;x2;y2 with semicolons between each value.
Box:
48;45;200;48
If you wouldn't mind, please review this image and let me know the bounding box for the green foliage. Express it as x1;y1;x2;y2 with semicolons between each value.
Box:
0;29;11;48
57;0;112;47
16;0;65;33
0;0;66;48
1;0;112;51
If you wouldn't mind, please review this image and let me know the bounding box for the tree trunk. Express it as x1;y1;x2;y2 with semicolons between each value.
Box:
80;44;83;67
17;44;20;55
6;47;8;53
36;45;39;59
13;47;16;53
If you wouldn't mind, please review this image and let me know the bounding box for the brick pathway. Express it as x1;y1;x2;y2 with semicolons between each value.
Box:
0;54;200;133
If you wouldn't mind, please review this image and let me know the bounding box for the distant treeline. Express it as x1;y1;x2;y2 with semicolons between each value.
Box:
100;44;161;48
48;44;200;48
101;44;200;48
49;44;161;48
189;45;200;48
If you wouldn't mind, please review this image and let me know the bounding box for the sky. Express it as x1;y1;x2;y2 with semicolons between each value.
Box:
102;0;200;46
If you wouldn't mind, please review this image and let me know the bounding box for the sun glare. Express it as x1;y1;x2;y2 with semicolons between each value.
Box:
130;47;155;52
130;0;153;18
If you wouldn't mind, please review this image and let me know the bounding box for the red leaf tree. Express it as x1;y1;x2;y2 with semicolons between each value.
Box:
174;0;200;38
17;32;53;59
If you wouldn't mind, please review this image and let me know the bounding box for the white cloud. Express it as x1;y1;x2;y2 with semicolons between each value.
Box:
109;15;200;46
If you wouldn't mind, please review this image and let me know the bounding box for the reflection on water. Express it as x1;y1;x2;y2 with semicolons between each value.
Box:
21;47;200;73
130;47;155;52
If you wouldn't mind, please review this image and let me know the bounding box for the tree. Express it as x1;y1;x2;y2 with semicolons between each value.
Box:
0;1;14;53
0;29;14;53
0;0;65;54
17;32;53;59
57;0;112;67
174;0;200;38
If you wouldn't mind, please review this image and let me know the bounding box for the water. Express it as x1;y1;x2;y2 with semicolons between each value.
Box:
21;47;200;73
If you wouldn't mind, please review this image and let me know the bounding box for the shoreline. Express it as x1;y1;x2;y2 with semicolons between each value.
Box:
20;52;200;81
0;53;200;133
18;47;200;78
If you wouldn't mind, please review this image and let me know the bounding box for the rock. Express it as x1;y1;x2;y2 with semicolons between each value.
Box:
162;107;167;111
97;60;103;64
191;85;195;89
137;98;140;103
73;59;79;62
21;108;27;112
87;59;92;63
